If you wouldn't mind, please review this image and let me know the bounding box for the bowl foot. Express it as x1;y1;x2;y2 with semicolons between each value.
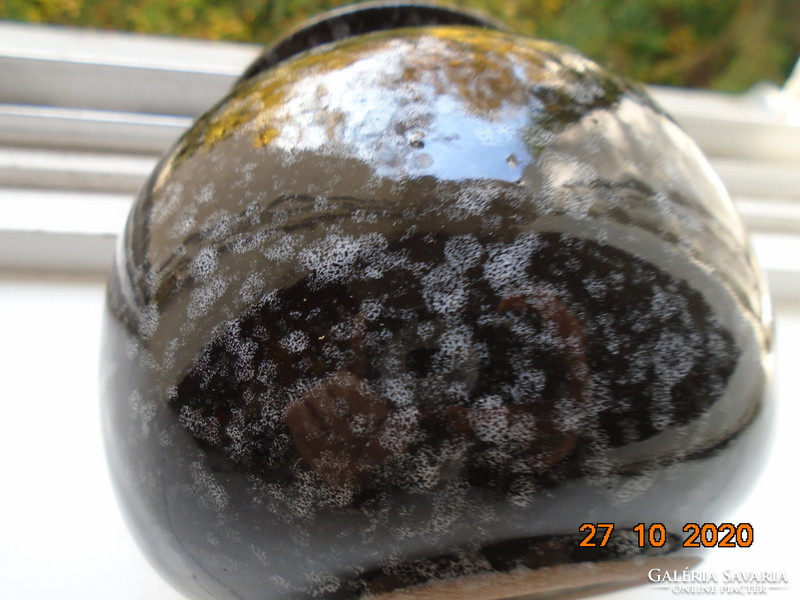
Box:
368;555;700;600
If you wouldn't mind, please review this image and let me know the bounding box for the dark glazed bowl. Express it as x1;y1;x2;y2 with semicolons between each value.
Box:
100;3;773;599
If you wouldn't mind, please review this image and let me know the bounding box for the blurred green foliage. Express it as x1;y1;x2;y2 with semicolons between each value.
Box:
2;0;798;91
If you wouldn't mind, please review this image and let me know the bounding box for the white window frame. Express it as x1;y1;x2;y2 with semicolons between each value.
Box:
1;20;799;298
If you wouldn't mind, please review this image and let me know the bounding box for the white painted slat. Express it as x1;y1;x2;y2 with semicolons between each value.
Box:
0;104;190;153
669;112;800;164
0;21;258;116
710;158;800;201
751;233;800;300
735;198;800;233
0;55;237;116
0;188;129;272
0;148;157;192
0;229;117;272
648;86;800;164
0;188;132;235
0;21;258;71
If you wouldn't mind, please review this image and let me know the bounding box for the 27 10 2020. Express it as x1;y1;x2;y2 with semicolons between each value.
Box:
578;522;754;548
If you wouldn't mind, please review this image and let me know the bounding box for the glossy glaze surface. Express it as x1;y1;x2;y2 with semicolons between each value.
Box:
101;20;772;600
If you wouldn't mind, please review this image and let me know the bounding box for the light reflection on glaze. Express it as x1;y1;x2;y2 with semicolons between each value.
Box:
163;28;629;181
